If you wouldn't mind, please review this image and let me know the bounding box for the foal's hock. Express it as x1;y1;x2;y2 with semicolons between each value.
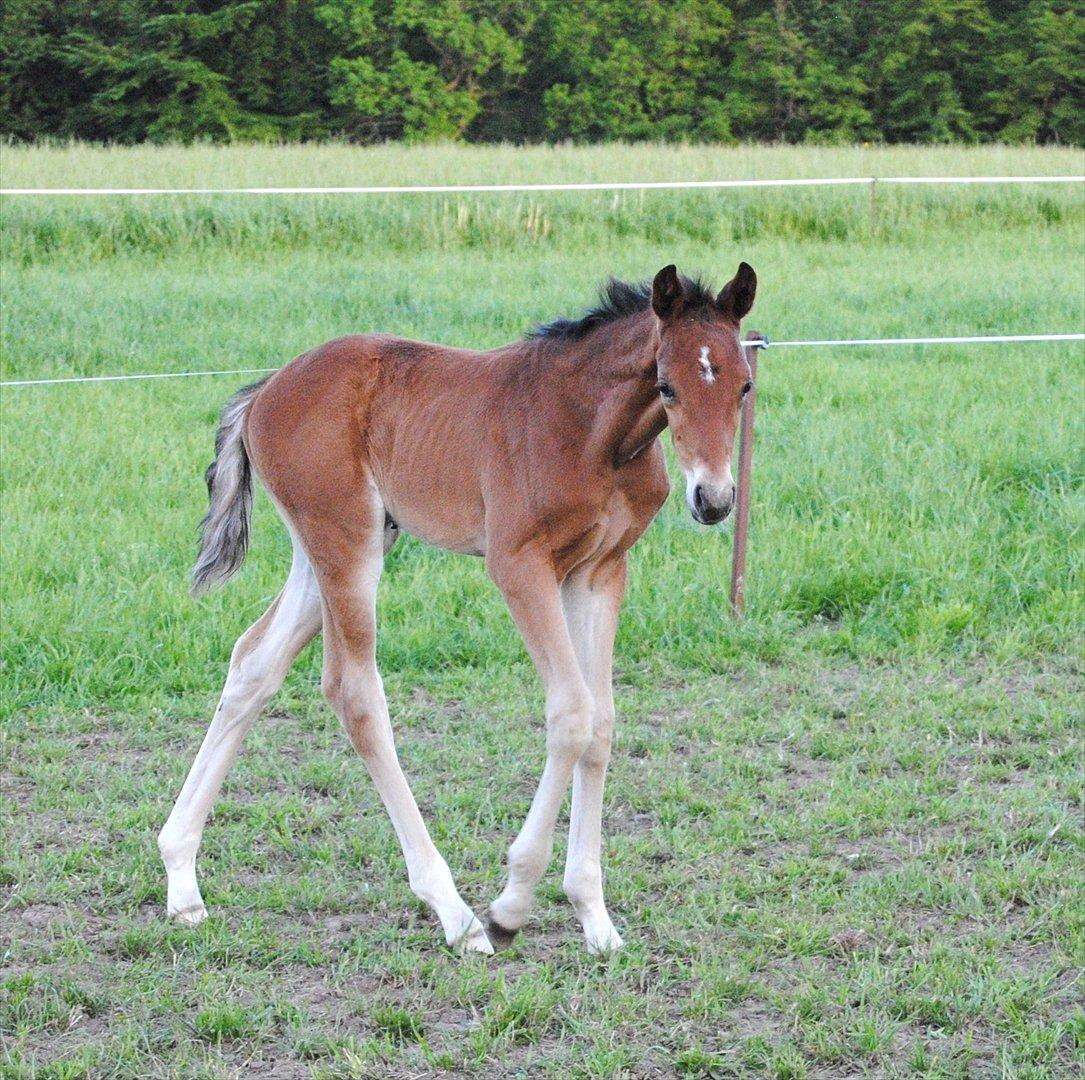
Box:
159;262;757;955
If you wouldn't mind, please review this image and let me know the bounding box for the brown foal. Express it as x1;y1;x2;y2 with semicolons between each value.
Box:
159;262;757;955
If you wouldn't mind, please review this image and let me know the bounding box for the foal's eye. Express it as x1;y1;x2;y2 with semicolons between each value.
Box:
740;381;752;398
657;381;676;403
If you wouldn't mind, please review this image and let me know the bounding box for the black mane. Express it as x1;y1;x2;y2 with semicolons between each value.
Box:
528;274;717;341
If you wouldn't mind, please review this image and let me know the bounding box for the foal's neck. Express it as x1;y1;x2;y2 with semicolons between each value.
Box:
572;313;664;465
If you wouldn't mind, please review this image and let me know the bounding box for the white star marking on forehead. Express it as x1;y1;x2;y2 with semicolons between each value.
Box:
698;345;715;383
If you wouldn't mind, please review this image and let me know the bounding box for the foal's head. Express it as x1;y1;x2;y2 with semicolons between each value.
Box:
651;262;757;525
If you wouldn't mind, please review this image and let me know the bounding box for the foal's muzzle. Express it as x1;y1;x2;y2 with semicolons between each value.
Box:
691;482;736;525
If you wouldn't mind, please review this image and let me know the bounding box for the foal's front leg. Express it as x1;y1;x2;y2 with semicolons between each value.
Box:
561;555;627;954
485;552;596;945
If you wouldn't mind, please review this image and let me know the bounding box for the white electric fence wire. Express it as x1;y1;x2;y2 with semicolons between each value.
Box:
3;334;1081;388
1;176;1083;196
743;333;1085;350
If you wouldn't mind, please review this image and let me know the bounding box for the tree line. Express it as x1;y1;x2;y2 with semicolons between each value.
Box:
2;1;1081;145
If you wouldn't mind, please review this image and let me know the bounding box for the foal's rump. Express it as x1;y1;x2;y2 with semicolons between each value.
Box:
190;336;377;594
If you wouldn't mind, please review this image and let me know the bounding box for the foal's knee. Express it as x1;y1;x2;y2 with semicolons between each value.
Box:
545;691;594;761
579;706;615;771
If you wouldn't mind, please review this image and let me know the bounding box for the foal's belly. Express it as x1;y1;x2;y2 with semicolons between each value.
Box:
390;505;486;556
374;471;487;556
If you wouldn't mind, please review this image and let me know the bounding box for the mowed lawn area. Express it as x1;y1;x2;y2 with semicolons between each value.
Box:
1;144;1082;1078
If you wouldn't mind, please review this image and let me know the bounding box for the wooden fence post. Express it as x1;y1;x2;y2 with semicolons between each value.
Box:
729;331;762;618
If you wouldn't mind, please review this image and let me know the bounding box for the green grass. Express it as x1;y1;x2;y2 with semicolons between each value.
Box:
1;143;1083;1077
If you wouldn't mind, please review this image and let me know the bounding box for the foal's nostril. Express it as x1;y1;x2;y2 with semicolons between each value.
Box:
693;484;708;516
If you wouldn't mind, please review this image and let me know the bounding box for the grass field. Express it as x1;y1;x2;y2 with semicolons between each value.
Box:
1;143;1083;1078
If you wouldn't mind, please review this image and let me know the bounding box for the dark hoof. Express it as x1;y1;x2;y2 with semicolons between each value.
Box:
484;916;519;951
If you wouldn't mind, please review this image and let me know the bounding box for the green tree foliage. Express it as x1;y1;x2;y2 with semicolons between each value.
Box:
537;0;736;141
1;0;1081;144
317;0;527;140
1;0;336;142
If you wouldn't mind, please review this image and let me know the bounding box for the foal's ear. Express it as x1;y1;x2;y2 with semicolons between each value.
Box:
652;264;685;320
717;262;757;321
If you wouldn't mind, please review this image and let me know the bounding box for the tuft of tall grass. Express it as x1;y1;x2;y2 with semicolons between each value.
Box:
3;185;1081;266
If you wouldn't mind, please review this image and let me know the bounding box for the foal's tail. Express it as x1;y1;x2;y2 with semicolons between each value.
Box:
192;377;269;596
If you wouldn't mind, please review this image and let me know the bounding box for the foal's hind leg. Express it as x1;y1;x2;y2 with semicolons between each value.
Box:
158;545;322;923
308;498;493;955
